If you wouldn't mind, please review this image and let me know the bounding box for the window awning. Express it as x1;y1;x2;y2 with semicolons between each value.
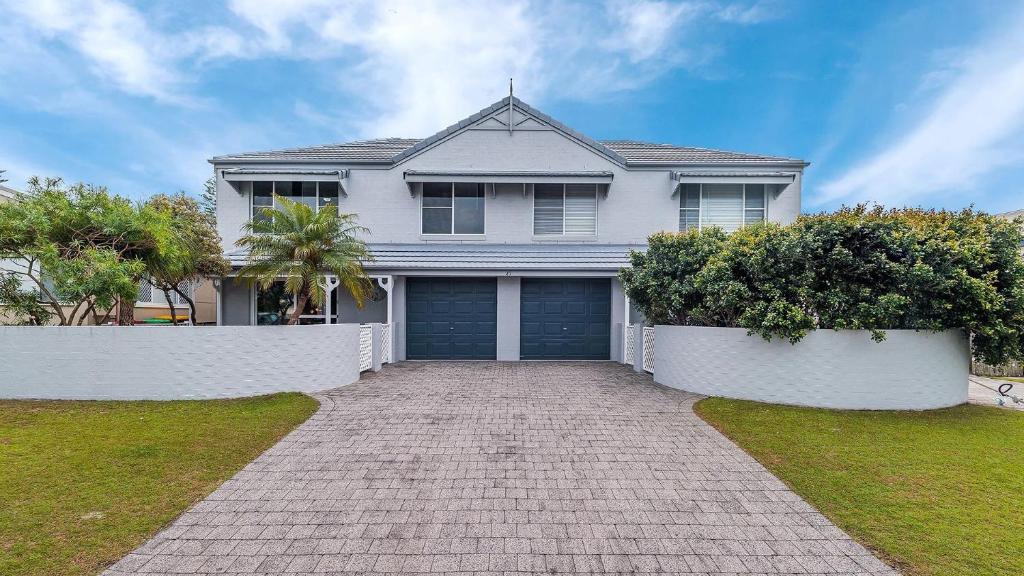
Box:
670;170;796;184
403;170;613;184
220;168;350;196
404;170;613;197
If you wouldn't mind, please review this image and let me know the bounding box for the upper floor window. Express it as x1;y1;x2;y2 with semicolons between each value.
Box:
679;183;766;233
533;183;597;236
251;181;340;223
421;182;485;235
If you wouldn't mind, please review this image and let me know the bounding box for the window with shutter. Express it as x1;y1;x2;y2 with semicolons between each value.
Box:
533;183;597;236
679;183;767;233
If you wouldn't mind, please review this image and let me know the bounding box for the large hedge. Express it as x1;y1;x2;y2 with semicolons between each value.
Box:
620;206;1024;365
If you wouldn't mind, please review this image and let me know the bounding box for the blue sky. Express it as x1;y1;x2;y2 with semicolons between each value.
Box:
1;0;1022;214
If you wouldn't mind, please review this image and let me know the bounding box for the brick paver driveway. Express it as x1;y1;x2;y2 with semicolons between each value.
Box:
107;362;896;575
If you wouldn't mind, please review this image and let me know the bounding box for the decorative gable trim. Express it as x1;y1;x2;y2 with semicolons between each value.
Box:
390;96;628;168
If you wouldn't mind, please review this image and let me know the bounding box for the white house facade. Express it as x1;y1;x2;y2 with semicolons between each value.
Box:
211;97;807;361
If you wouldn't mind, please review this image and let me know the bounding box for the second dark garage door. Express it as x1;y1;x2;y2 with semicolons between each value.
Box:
406;278;497;360
520;278;611;360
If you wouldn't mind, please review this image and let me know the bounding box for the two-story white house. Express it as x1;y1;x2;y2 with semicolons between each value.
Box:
211;96;807;362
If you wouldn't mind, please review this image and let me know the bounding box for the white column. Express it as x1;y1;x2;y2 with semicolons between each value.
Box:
324;276;340;324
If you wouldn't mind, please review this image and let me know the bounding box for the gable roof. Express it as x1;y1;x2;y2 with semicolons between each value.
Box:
210;97;806;167
388;96;628;166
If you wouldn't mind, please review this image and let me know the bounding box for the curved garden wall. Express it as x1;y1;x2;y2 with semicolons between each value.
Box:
0;324;361;400
654;326;969;410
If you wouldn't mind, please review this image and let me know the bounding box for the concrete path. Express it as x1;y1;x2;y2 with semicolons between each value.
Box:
969;376;1024;410
106;362;896;575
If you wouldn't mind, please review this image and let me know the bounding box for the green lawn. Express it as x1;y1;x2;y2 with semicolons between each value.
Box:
695;399;1024;576
0;393;318;576
1000;376;1024;384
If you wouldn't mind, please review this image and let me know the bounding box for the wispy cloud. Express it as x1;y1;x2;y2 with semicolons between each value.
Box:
816;7;1024;207
0;0;775;196
218;0;772;136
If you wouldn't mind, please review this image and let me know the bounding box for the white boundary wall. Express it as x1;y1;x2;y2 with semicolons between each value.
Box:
0;324;361;400
654;326;969;410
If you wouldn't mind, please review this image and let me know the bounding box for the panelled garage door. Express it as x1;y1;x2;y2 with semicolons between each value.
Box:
406;278;497;360
520;278;611;360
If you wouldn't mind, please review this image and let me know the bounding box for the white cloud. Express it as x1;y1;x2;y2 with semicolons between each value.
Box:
817;9;1024;207
221;0;767;136
4;0;187;102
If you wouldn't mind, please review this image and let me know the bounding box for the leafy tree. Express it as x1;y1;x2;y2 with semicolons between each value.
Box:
235;196;372;325
199;176;216;219
0;169;7;184
0;273;53;325
144;193;230;324
621;206;1024;364
0;177;173;325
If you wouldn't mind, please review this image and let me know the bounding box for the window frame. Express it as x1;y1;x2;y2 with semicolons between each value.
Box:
531;183;599;237
418;182;487;236
249;181;341;222
679;183;768;232
137;278;195;308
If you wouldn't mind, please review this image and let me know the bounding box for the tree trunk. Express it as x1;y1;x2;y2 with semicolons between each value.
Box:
290;290;310;325
118;296;135;326
172;285;198;325
96;306;114;326
77;299;95;326
162;289;178;325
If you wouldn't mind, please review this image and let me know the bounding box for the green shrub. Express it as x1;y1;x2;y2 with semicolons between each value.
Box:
620;206;1024;364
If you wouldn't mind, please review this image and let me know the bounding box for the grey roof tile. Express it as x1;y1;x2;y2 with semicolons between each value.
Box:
209;99;805;166
210;138;419;163
226;243;643;271
602;140;805;164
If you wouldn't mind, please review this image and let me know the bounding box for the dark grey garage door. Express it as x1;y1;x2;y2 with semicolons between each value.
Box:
520;278;611;360
406;278;497;360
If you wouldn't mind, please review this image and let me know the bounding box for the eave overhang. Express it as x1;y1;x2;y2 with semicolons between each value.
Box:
219;168;351;196
403;170;614;197
670;170;797;185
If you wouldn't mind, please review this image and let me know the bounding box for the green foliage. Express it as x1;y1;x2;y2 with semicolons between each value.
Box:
235;196;373;325
0;177;175;325
0;274;52;325
620;206;1024;364
199;176;216;219
144;193;229;324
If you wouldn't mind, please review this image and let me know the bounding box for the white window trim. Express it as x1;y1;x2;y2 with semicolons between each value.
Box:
418;182;487;236
680;183;768;232
250;181;341;221
531;183;599;237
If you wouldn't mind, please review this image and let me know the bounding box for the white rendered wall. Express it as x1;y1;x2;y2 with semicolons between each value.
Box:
654;326;969;410
0;324;361;400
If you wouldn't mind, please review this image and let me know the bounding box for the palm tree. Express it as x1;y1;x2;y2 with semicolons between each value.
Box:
235;196;373;325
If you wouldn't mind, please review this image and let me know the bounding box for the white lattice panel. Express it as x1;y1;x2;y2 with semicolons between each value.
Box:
642;326;655;373
359;324;373;371
381;323;392;364
624;324;636;366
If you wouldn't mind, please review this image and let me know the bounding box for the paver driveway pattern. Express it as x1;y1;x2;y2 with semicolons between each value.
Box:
106;362;897;575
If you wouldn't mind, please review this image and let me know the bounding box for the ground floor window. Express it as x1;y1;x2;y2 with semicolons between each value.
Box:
255;281;339;325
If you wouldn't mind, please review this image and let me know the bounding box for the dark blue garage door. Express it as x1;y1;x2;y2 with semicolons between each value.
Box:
520;278;611;360
406;278;497;360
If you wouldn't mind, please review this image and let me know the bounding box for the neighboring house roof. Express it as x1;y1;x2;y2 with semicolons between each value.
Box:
210;96;806;167
225;243;643;271
0;184;21;202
